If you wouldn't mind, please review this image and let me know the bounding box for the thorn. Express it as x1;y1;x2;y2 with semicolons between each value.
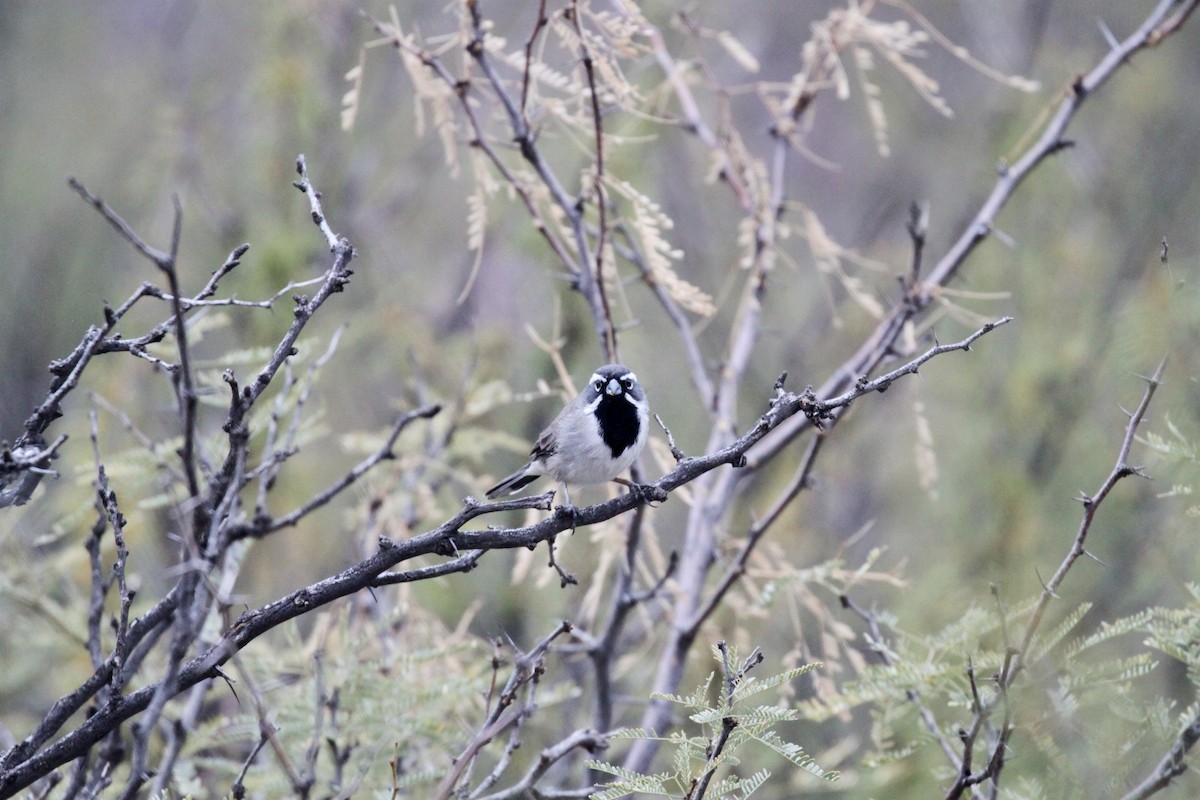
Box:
992;226;1017;248
1082;548;1107;566
1034;567;1061;599
1097;18;1120;51
1048;139;1076;155
1133;368;1163;388
906;200;928;239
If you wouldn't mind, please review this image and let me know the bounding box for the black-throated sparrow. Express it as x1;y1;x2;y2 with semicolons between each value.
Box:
486;364;649;506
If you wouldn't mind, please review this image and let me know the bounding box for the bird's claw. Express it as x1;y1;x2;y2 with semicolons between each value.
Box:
627;482;667;504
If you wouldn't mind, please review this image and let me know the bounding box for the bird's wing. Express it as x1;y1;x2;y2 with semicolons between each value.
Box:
530;422;556;460
529;425;558;461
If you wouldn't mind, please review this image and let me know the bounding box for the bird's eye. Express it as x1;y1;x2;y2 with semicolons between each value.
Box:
622;378;634;389
593;379;603;391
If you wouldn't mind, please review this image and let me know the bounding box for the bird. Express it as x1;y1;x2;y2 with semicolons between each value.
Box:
486;364;650;507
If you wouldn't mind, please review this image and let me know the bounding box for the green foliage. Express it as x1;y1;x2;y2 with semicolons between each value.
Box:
589;646;836;799
183;599;491;798
793;584;1200;797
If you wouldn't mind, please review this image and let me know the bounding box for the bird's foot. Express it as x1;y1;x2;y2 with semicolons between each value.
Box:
615;478;667;505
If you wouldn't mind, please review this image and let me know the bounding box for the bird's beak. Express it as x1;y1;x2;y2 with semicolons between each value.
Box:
606;378;622;396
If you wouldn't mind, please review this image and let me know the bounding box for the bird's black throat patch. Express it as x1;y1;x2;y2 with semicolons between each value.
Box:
595;394;640;457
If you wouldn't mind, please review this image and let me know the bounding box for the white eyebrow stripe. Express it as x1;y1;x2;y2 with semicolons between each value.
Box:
590;373;604;385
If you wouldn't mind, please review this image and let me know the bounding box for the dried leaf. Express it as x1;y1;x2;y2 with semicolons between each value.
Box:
717;30;761;73
853;45;890;157
610;178;714;316
455;189;487;305
382;12;460;175
341;50;367;132
801;207;885;319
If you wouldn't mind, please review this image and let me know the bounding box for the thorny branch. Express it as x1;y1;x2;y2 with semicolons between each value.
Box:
686;641;762;800
749;0;1199;467
0;155;370;798
0;311;1006;797
935;360;1164;800
1122;708;1200;800
0;174;253;508
434;621;574;800
623;0;1197;774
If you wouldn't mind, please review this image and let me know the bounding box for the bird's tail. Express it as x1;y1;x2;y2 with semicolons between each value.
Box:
485;466;542;498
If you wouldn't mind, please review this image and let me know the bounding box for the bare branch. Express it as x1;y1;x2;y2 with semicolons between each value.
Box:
0;435;67;508
476;728;608;800
232;403;443;540
752;0;1198;465
570;0;617;361
434;620;573;800
1010;359;1165;682
1121;708;1200;800
687;431;826;632
66;177;172;268
941;359;1166;799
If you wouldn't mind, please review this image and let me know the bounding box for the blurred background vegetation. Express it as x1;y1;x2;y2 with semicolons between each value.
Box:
2;1;1200;797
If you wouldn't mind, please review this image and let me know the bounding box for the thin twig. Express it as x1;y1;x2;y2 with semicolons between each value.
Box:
476;728;608;800
570;0;618;361
840;595;965;774
434;621;573;800
232;403;442;540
